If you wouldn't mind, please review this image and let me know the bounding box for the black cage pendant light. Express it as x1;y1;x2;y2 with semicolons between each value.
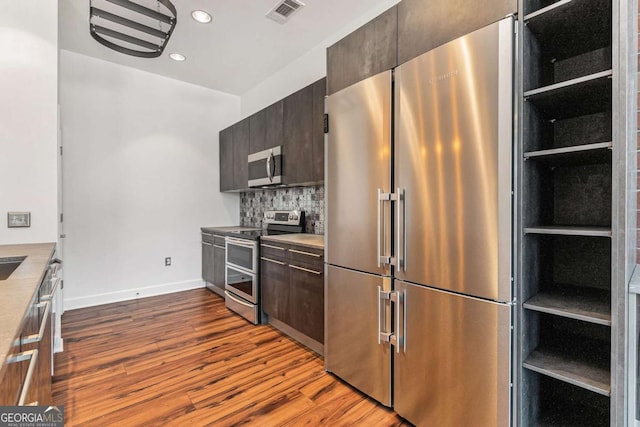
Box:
89;0;177;58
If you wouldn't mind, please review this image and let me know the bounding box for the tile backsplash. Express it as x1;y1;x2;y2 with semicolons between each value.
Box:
240;186;325;234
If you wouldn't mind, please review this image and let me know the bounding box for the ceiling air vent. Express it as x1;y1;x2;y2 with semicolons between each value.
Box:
266;0;305;24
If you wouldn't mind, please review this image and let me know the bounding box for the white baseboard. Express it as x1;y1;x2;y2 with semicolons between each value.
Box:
54;337;64;353
64;279;206;310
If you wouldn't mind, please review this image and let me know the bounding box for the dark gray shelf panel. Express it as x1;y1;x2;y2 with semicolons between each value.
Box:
524;0;612;61
524;141;612;166
524;226;612;237
524;285;611;326
523;349;611;396
524;70;612;120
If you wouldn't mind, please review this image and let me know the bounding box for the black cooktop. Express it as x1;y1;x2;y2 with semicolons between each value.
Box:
226;225;304;240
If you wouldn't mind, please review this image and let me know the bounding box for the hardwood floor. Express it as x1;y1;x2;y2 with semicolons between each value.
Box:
53;289;409;426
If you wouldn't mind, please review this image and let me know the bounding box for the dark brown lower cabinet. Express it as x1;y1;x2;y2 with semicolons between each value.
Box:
288;263;324;343
213;245;226;290
260;241;324;352
261;256;290;324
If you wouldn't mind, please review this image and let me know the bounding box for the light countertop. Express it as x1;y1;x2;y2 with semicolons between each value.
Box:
260;233;324;249
0;243;55;382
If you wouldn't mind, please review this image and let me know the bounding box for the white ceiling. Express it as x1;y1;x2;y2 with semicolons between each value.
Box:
59;0;389;95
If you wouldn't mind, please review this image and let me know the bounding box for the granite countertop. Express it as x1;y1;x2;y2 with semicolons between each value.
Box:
0;243;55;381
260;233;324;249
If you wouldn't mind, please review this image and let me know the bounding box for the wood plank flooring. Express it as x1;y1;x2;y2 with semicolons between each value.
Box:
53;289;410;426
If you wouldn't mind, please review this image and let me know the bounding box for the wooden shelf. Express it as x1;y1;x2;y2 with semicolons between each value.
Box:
524;226;612;237
524;70;612;120
524;141;612;166
523;349;610;396
524;285;611;326
524;0;612;61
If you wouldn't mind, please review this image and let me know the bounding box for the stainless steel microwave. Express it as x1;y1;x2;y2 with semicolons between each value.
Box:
248;146;282;187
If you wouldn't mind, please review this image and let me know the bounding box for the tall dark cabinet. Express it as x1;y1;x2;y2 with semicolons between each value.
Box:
326;7;397;95
518;0;628;424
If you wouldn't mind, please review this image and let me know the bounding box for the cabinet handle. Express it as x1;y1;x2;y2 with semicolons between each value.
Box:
7;349;39;406
213;245;225;250
289;264;322;275
289;249;321;258
261;244;285;251
201;232;213;237
261;257;286;266
22;301;51;345
41;277;61;301
202;241;213;246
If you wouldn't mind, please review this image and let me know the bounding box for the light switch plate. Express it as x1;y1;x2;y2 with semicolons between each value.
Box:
7;212;30;228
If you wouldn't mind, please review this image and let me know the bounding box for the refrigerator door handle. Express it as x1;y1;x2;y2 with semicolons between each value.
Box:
389;290;405;353
377;189;382;268
378;286;391;344
396;188;406;272
378;190;396;267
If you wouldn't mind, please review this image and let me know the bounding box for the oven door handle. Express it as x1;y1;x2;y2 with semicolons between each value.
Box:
226;237;258;248
225;290;254;308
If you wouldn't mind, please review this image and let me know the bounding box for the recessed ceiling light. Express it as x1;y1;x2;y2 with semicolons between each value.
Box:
169;53;186;62
191;10;212;23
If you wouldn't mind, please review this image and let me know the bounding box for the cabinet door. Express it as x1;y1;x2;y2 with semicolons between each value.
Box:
265;101;283;150
261;257;290;323
213;245;226;289
283;84;314;185
0;337;21;404
21;302;39;406
38;302;52;405
397;0;516;65
327;6;397;95
219;127;234;192
249;109;266;154
289;262;324;343
202;243;215;284
311;78;326;183
232;119;250;190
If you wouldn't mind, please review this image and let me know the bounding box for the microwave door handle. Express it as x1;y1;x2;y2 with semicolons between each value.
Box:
267;150;274;182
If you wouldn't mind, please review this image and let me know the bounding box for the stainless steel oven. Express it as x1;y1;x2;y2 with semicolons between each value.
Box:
225;237;259;324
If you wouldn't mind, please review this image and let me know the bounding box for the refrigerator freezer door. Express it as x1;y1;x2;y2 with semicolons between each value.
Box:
326;71;392;276
394;18;514;302
394;280;511;426
325;264;392;406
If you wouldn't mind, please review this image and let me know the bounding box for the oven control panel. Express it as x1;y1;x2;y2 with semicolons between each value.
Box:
263;210;304;226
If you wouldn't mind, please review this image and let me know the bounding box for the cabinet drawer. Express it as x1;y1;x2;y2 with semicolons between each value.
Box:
288;246;324;269
261;243;288;261
201;233;225;247
201;232;216;244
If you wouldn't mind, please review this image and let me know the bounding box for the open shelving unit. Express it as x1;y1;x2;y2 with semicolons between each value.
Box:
519;0;615;424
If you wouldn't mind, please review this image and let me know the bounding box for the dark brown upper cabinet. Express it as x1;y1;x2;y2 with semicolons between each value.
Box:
312;78;326;181
283;84;314;185
219;127;234;192
249;100;283;154
219;79;324;192
397;0;517;66
326;6;397;95
232;118;250;191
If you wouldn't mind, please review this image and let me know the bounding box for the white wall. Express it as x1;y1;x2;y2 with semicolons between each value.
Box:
0;1;58;244
240;0;400;116
60;50;240;309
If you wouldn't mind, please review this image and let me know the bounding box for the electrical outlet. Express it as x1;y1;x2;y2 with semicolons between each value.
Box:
165;257;171;266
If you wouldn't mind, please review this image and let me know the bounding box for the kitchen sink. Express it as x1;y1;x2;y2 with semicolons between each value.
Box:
0;257;26;280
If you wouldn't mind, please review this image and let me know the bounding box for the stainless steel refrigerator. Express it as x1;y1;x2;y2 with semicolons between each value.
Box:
325;17;514;426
